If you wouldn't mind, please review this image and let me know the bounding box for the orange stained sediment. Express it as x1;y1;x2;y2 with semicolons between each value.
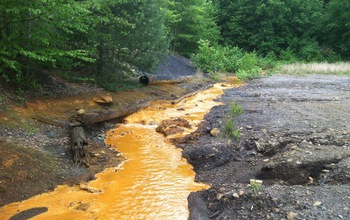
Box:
0;82;241;220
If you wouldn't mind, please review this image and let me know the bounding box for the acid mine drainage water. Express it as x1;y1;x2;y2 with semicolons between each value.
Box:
1;81;241;220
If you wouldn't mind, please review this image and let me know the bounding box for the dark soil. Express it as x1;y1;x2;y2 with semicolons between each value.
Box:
184;74;350;219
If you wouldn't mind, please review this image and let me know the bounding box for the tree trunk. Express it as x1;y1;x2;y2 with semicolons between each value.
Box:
70;126;88;166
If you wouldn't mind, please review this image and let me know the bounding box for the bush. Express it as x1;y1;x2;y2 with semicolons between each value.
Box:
236;67;262;81
298;41;324;62
193;40;268;81
192;40;244;73
279;48;299;63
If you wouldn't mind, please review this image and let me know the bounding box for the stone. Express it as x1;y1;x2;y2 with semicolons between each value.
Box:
77;109;86;115
287;211;298;220
313;201;322;207
210;128;220;136
232;193;239;198
93;95;113;104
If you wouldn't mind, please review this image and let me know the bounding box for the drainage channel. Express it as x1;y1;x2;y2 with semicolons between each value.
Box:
1;82;240;220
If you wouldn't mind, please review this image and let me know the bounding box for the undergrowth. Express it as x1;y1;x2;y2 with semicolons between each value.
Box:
192;40;273;81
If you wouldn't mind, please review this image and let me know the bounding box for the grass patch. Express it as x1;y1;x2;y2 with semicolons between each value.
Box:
280;62;350;75
209;72;223;82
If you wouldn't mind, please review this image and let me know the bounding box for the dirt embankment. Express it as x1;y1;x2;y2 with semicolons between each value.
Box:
184;74;350;219
0;55;205;207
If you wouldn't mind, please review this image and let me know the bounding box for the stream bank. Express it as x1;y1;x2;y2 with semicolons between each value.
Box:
0;70;209;208
184;74;350;219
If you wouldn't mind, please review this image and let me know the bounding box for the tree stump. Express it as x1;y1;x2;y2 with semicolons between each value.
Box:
70;126;89;166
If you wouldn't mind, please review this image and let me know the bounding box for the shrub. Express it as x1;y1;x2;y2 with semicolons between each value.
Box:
230;101;244;117
222;119;241;141
193;40;268;81
279;48;298;63
236;67;262;81
221;101;244;141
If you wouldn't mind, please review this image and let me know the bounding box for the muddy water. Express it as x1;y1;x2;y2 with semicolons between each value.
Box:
0;82;239;220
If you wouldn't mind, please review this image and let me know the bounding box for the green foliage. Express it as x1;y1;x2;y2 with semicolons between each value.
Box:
166;0;220;56
91;0;169;88
193;40;266;81
0;0;170;91
209;72;222;82
279;48;299;63
192;40;243;73
221;101;243;141
230;101;244;117
222;120;241;141
0;0;94;88
235;67;262;81
215;0;326;59
1;0;349;92
247;179;263;193
321;0;350;59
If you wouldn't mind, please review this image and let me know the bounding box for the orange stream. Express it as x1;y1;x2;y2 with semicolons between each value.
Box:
0;82;239;220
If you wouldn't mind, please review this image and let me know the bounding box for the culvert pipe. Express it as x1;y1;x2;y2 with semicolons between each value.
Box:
139;75;191;85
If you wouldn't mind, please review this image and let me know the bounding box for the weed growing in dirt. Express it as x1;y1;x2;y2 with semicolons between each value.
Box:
229;101;244;117
247;179;263;193
222;101;243;141
22;123;39;135
222;120;241;140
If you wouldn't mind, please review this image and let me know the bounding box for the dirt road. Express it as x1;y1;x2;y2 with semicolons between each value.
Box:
185;74;350;219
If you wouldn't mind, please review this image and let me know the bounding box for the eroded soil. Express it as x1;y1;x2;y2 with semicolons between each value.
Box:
184;74;350;219
0;70;209;208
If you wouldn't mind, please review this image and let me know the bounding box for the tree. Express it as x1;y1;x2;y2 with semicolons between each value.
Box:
0;0;93;87
166;0;220;57
215;0;324;60
91;0;169;88
321;0;350;59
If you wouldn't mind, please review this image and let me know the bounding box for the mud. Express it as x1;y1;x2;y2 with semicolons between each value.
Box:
184;74;350;219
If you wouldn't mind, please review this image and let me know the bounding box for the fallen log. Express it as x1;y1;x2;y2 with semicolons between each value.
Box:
31;114;67;127
171;84;213;104
76;102;150;125
70;126;88;166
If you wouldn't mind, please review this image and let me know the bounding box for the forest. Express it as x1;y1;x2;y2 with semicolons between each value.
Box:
0;0;349;90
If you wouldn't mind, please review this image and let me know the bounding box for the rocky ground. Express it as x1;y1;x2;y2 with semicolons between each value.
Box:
184;74;350;220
